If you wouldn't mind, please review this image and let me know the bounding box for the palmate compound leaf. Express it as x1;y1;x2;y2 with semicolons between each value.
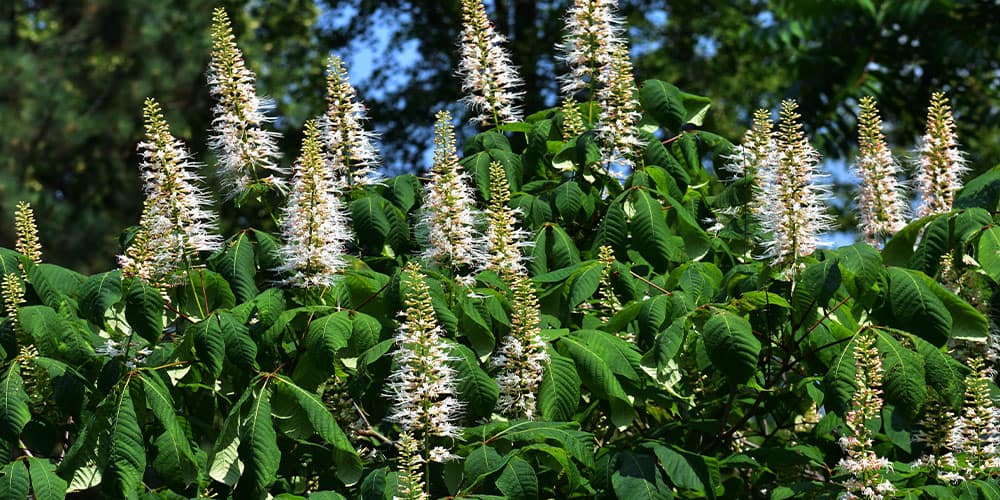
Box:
0;460;29;499
138;373;199;488
0;363;31;441
124;278;165;345
701;310;760;385
208;382;256;487
557;335;634;426
978;225;1000;284
538;349;581;421
236;382;280;497
885;267;953;346
612;450;673;500
273;375;362;485
208;231;259;303
496;456;538;500
629;189;678;272
447;341;499;420
103;383;145;497
77;270;123;325
875;331;927;419
26;457;67;500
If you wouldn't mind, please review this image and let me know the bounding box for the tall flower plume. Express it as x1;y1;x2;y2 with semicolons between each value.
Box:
596;42;643;176
277;119;353;288
838;330;894;498
946;357;1000;477
493;271;549;420
915;92;967;218
854;96;908;245
418;110;486;274
485;161;532;281
14;201;42;267
207;8;286;200
557;0;625;98
725;109;775;184
386;262;462;438
757;100;832;275
457;0;524;127
485;161;548;419
119;98;221;285
323;55;381;189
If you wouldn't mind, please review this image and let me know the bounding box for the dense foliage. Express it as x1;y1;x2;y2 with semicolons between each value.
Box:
1;2;999;499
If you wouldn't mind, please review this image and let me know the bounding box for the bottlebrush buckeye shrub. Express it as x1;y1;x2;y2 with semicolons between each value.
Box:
1;4;1000;499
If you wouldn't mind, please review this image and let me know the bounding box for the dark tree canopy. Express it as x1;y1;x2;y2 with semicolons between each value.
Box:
2;0;998;270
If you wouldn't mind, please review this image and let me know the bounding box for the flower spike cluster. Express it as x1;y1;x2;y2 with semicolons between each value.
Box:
277;119;353;288
14;201;42;267
207;8;287;200
557;0;625;98
324;55;381;188
457;0;524;127
120;98;221;285
484;161;532;281
854;96;908;245
386;262;463;438
418;110;487;275
756;100;833;276
945;358;1000;477
485;161;548;419
838;330;894;499
596;42;644;176
915;92;967;218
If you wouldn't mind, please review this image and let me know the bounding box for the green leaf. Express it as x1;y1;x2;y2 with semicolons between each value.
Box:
557;336;633;426
630;190;677;272
103;386;145;497
921;274;988;341
351;196;390;250
78;270;123;325
567;262;602;307
464;445;508;486
977;226;1000;284
877;333;927;418
0;363;30;441
554;181;584;221
219;312;260;371
915;337;966;408
124;278;164;345
909;215;950;275
652;445;704;492
612;451;672;500
883;215;938;266
209;232;259;303
593;196;628;252
837;243;882;301
954;165;1000;212
545;225;581;270
139;373;198;488
27;458;65;500
701;311;760;384
208;385;254;486
538;350;580;421
251;229;283;272
306;312;353;366
274;375;362;485
639;80;686;132
180;269;236;315
886;267;952;346
192;317;225;377
496;456;538;500
448;342;499;420
27;263;84;309
791;260;841;329
238;384;280;497
0;459;29;499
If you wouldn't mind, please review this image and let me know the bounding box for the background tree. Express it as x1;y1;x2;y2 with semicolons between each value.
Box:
3;0;998;271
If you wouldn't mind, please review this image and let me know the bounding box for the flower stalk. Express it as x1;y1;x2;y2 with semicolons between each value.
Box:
207;8;287;201
324;55;381;189
854;96;907;246
457;0;524;127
